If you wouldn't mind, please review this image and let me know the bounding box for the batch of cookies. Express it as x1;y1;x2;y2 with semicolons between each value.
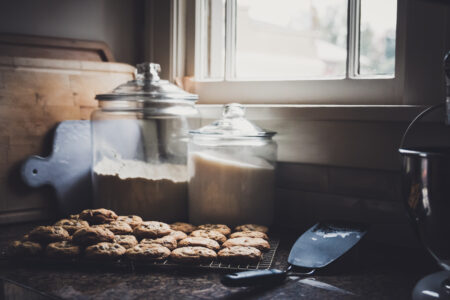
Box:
7;208;271;265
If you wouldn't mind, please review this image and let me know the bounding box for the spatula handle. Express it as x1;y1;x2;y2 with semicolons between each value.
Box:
221;269;287;287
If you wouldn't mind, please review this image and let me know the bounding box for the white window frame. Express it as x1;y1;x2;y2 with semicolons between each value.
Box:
175;0;407;105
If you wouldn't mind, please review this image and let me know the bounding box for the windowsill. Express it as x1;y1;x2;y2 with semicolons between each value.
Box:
187;78;404;105
197;104;426;122
192;74;396;82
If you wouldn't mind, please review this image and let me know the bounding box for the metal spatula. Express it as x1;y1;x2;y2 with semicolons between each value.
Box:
221;222;368;287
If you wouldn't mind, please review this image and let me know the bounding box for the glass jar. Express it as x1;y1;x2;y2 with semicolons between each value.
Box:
91;62;199;222
188;103;277;227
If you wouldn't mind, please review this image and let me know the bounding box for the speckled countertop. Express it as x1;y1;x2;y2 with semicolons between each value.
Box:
0;222;438;300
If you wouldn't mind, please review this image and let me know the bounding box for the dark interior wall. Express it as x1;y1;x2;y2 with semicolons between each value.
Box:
0;0;146;65
403;0;450;105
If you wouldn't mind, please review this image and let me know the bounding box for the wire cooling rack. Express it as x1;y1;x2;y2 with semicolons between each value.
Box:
135;238;279;271
0;239;280;272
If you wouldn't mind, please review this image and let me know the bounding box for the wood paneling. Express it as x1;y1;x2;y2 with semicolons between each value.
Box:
0;56;134;224
0;34;115;62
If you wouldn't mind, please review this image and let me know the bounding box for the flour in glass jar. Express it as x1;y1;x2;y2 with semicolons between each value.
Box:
93;158;188;222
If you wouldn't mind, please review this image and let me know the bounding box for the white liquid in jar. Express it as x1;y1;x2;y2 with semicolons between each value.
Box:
188;151;275;227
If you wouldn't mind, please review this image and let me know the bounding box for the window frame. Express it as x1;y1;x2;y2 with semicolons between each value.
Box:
176;0;406;105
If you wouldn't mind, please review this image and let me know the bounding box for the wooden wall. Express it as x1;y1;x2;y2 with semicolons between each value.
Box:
0;56;134;224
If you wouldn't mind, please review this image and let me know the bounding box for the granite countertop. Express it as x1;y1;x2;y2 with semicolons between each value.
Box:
0;222;438;300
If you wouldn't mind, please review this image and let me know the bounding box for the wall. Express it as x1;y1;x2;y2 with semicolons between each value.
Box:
0;0;146;65
198;104;450;246
403;0;450;105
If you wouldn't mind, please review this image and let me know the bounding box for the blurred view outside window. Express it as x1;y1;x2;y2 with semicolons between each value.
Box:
236;0;347;79
197;0;397;80
359;0;397;76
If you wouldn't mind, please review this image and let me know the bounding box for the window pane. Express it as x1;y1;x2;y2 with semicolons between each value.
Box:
198;0;225;80
235;0;348;79
359;0;396;76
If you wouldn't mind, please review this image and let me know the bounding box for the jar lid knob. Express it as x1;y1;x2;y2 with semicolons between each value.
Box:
190;102;276;137
136;62;161;81
223;103;245;118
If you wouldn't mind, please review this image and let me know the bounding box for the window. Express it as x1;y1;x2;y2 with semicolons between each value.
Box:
184;0;403;104
358;1;397;76
234;0;348;79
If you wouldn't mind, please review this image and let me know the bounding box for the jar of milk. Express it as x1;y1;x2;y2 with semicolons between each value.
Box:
188;103;277;227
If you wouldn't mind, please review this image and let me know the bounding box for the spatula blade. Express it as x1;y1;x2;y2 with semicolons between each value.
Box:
288;222;368;269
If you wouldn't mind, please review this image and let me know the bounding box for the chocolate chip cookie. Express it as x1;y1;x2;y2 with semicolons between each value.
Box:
54;219;89;234
45;241;81;258
117;215;143;229
125;244;171;261
222;237;270;252
28;226;70;244
94;221;133;235
234;224;269;233
114;235;138;249
218;246;262;264
190;229;227;244
7;240;42;256
229;231;269;240
197;224;231;236
168;230;187;241
170;246;217;264
141;235;177;250
85;242;126;260
79;208;118;224
69;214;80;220
72;227;115;246
133;221;171;239
170;222;197;234
178;237;220;251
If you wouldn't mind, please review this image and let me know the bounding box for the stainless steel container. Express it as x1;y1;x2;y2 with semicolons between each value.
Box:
399;104;450;271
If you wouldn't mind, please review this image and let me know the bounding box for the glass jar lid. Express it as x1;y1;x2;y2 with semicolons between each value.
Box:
190;103;276;138
95;62;198;101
